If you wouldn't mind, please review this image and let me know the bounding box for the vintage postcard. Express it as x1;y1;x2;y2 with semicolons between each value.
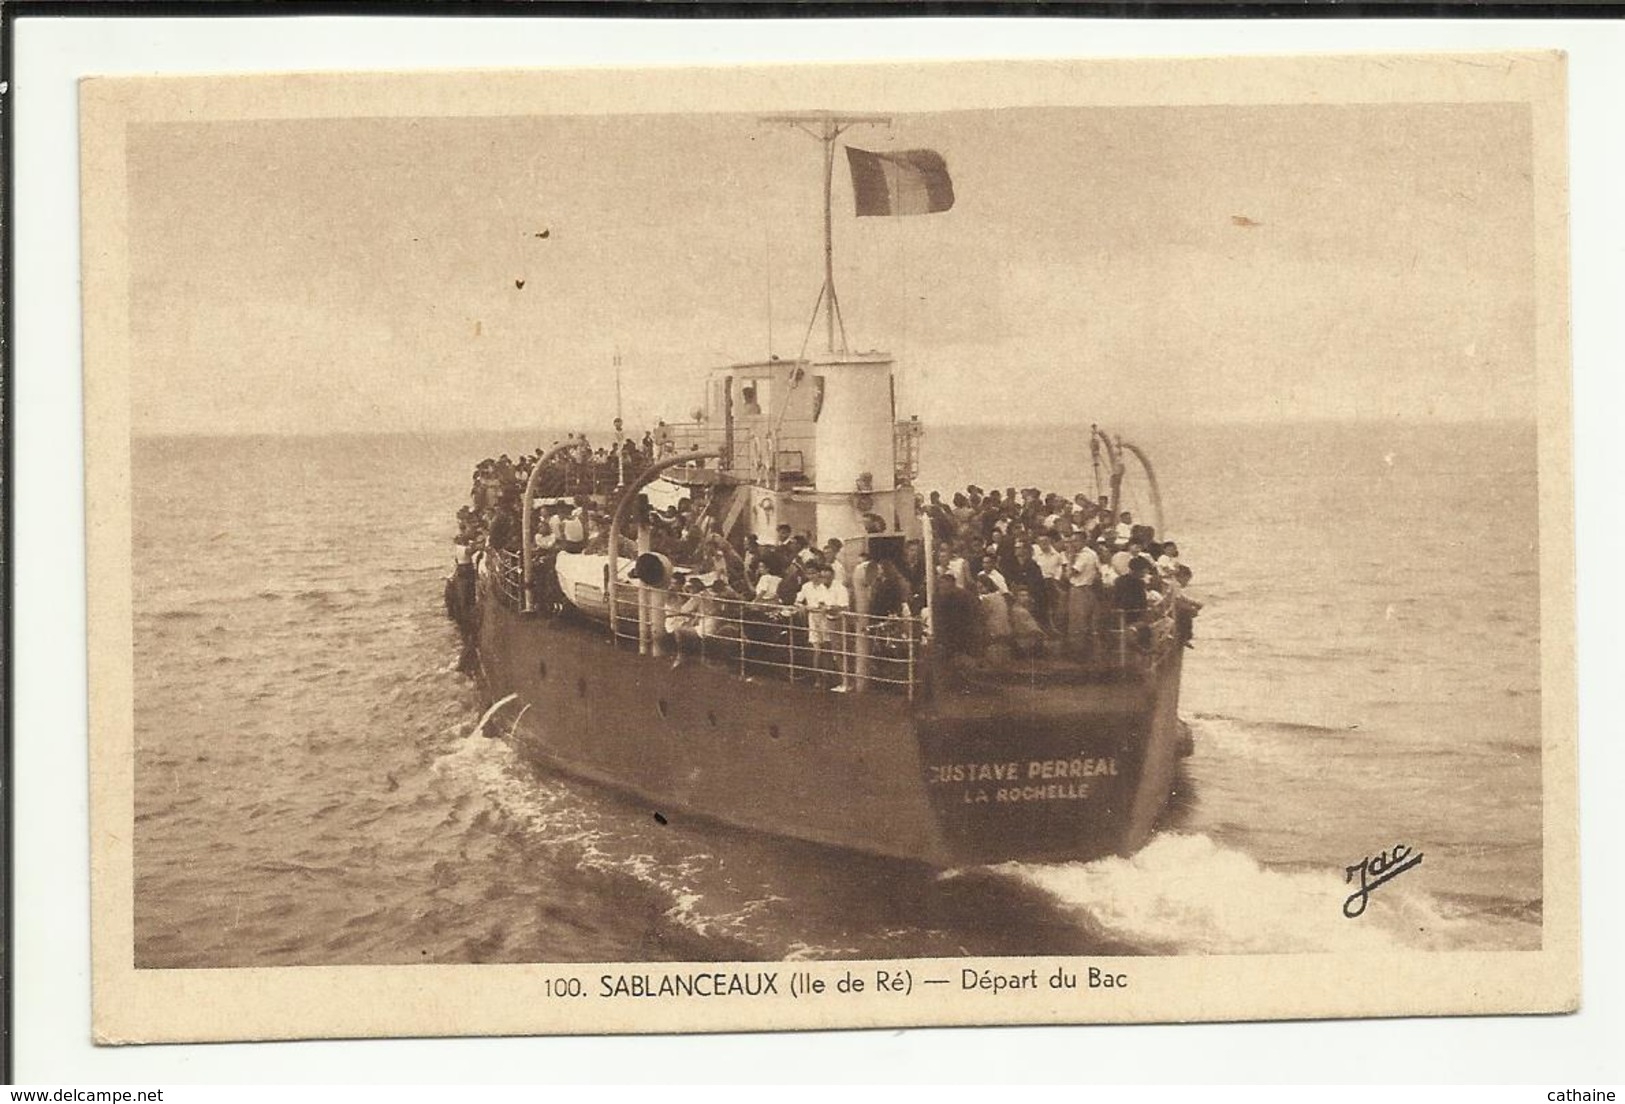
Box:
81;50;1576;1043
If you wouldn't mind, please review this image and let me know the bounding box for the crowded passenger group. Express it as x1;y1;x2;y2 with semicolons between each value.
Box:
917;484;1198;662
455;424;694;560
453;432;1199;681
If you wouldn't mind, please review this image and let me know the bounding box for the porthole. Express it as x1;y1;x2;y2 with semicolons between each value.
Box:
653;812;668;825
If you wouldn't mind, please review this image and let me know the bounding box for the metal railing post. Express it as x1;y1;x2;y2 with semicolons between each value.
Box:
906;618;916;702
636;526;653;655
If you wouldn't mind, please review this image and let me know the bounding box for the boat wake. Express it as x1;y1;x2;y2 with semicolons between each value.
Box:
993;832;1527;955
424;702;1538;962
430;728;785;961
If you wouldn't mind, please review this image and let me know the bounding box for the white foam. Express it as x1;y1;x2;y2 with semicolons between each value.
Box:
430;732;770;949
1189;713;1332;768
467;693;518;740
997;832;1467;954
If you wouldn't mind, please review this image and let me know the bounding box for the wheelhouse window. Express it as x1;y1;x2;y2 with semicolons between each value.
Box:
739;378;770;417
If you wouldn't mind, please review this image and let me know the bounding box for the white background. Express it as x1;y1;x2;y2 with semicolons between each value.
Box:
12;14;1625;1084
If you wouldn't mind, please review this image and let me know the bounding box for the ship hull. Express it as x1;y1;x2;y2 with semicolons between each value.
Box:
474;587;1184;868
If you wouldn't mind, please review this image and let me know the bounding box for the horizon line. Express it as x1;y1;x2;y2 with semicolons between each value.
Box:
131;415;1540;440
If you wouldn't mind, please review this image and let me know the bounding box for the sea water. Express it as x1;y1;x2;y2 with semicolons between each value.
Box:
131;421;1541;966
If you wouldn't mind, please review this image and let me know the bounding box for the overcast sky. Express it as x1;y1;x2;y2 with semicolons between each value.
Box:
127;102;1534;435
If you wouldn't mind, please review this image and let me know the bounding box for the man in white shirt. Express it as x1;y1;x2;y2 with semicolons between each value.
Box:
1066;539;1102;656
1033;532;1067;635
561;508;587;552
1032;532;1066;581
753;563;784;603
796;564;852;690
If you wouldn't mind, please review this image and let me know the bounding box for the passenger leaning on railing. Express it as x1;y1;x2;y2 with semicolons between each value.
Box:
1168;563;1201;647
700;578;741;638
666;577;706;666
795;562;852;692
1111;555;1159;651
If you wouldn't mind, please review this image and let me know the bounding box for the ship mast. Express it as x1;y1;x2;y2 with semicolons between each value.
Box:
760;112;890;356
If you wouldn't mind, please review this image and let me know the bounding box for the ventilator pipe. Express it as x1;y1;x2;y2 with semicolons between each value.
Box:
521;441;587;613
1090;425;1121;514
631;549;677;657
1109;434;1127;518
607;450;725;645
1117;439;1165;537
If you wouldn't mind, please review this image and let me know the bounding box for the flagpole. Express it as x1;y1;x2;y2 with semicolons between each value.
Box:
759;112;890;360
823;117;836;355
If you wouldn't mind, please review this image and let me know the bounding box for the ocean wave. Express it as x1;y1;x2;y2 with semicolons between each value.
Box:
1191;711;1351;738
1186;713;1360;769
150;608;208;622
1431;891;1542;926
248;859;349;880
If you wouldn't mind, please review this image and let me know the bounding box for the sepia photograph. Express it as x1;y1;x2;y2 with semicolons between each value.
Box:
77;50;1577;1042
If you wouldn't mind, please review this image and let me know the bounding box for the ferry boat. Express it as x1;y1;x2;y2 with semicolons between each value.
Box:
450;115;1190;866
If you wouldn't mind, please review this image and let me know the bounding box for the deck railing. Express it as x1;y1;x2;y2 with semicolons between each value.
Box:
526;460;637;499
1093;597;1180;671
486;548;526;609
651;422;715;458
483;548;1179;686
921;590;1181;681
609;581;924;697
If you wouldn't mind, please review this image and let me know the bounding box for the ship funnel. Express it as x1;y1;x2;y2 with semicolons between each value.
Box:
812;354;902;539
